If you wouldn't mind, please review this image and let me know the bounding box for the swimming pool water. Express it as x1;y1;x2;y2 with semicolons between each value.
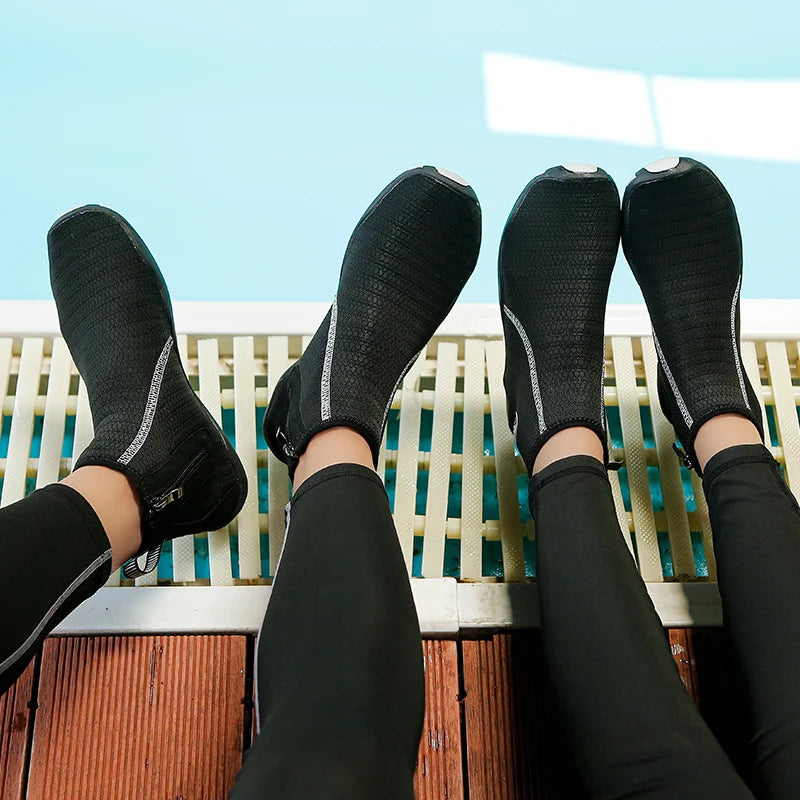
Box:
0;396;763;582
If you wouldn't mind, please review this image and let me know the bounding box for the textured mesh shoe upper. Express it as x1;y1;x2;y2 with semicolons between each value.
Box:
499;165;621;474
48;206;247;570
264;167;481;474
622;157;764;468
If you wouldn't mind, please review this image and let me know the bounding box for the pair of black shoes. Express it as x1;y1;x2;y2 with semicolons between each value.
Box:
47;158;761;579
500;157;763;476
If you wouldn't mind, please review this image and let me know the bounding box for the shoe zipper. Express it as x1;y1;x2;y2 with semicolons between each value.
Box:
145;450;207;520
671;442;696;471
123;450;208;579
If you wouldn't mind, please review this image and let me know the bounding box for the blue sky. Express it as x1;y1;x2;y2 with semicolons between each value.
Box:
2;1;799;302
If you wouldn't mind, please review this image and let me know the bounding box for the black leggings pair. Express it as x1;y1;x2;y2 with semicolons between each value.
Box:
231;445;800;799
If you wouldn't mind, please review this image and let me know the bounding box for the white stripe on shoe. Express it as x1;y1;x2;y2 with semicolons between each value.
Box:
321;297;338;421
502;304;546;432
653;332;694;428
731;275;752;411
118;335;174;465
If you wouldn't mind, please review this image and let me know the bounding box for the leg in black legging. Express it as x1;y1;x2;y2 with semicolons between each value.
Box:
229;463;424;800
531;455;753;799
703;444;800;798
499;163;751;797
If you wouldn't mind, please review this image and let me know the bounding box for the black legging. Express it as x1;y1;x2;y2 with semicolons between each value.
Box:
233;444;800;798
531;443;800;799
230;464;424;799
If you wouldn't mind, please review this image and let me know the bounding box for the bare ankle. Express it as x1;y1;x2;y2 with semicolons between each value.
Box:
61;466;143;570
293;427;374;490
532;427;605;475
694;414;763;472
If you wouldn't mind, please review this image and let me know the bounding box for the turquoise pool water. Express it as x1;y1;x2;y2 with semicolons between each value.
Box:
3;2;800;306
8;396;783;581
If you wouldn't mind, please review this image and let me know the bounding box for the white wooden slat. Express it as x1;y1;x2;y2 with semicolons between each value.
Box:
267;336;291;577
691;470;716;581
69;372;125;585
460;339;485;580
607;426;637;560
485;340;525;582
393;354;426;574
0;339;12;426
233;336;261;579
421;342;458;578
170;334;196;583
1;338;43;506
377;427;388;481
611;337;662;581
765;341;800;500
641;338;695;578
36;338;72;489
71;376;93;467
742;340;770;440
197;337;233;586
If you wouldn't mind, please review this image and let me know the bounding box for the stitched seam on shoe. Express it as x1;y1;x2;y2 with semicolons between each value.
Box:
321;297;338;421
0;549;112;675
653;331;693;429
731;275;751;411
600;357;607;431
503;304;546;432
118;335;174;465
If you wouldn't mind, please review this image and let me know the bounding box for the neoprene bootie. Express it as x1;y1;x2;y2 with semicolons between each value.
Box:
499;164;621;474
622;157;764;472
263;166;482;477
49;206;248;577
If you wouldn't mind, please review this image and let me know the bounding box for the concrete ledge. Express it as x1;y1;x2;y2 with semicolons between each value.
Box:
53;579;722;636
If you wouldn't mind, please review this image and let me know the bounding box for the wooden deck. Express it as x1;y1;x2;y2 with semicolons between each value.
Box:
1;629;743;799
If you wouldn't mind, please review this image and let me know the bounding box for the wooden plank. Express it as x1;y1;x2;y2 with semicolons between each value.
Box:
2;338;44;506
233;336;261;580
668;628;749;776
36;338;72;489
766;341;800;501
0;660;37;800
27;636;247;800
611;337;662;581
394;354;426;572
641;338;695;578
460;340;485;580
741;341;769;442
414;640;464;800
462;633;584;799
171;334;196;583
266;336;290;577
485;341;525;581
198;339;233;586
422;342;458;578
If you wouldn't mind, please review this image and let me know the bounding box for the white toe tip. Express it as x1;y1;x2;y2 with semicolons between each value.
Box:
563;163;599;174
645;156;681;173
435;167;469;186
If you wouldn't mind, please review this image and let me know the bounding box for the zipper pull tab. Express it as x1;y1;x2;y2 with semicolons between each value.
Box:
150;487;184;514
672;442;696;470
275;425;295;459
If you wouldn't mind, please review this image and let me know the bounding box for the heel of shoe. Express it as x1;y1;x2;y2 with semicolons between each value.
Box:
262;365;301;472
